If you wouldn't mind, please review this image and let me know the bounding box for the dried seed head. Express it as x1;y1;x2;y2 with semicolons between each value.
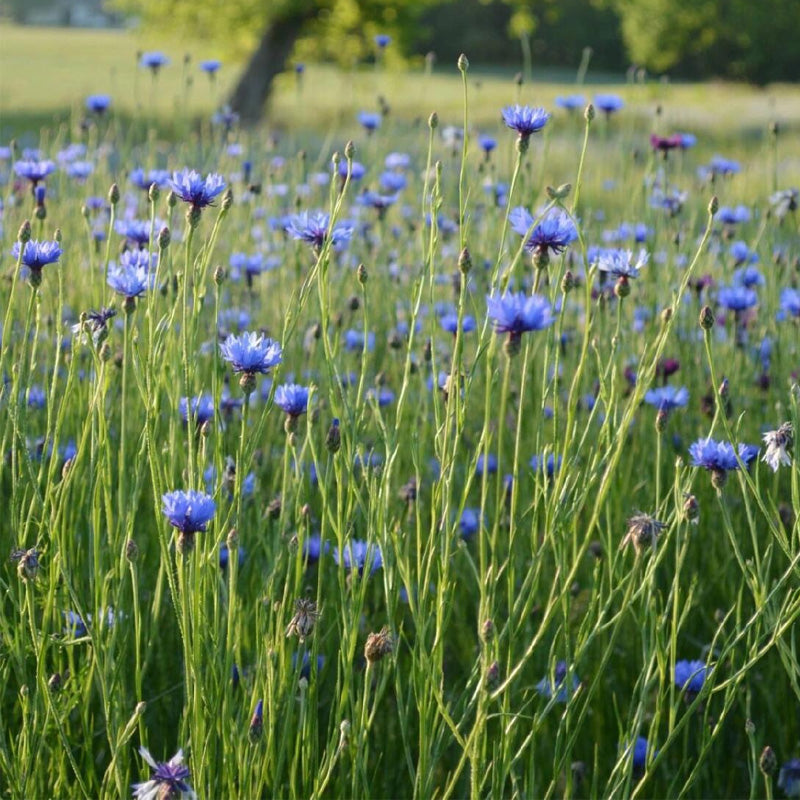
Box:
11;547;40;582
621;512;666;555
286;598;320;642
760;746;777;775
365;626;394;664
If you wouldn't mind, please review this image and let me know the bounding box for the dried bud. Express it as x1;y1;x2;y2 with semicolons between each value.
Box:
325;418;341;454
266;496;282;520
125;538;139;562
683;493;699;524
364;626;394;664
286;598;320;642
759;746;777;775
699;305;715;330
11;548;40;582
458;246;472;275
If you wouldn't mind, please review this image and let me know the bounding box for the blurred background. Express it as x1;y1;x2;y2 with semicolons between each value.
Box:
1;0;799;140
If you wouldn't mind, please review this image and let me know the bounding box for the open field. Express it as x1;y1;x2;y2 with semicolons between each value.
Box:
1;21;800;800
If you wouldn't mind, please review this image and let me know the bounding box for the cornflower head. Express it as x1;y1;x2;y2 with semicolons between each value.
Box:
486;291;555;356
179;394;215;428
130;168;171;192
357;111;382;133
10;547;40;582
643;385;689;422
478;135;497;156
115;219;158;247
761;422;792;472
621;512;666;555
501;104;551;150
199;59;222;75
508;206;577;269
249;700;264;743
11;240;62;286
14;159;55;186
357;190;398;216
132;747;195;800
170;169;226;211
778;759;800;798
365;626;394;665
674;659;709;697
333;539;383;575
374;33;392;48
73;306;117;348
220;332;282;393
85;94;111;114
689;437;758;490
275;383;310;431
139;51;170;72
286;598;320;642
717;285;757;312
715;204;750;225
779;287;800;318
650;133;683;155
535;660;580;703
285;211;353;252
732;265;764;289
161;489;216;553
555;94;585;111
594;248;648;297
593;93;624;115
769;188;798;221
530;453;561;478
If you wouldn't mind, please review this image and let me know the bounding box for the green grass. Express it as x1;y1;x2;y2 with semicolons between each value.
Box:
1;20;800;800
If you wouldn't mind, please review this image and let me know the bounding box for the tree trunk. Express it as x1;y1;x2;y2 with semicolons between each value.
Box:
228;9;319;125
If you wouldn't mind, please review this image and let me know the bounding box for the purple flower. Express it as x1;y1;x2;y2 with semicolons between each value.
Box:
130;168;171;191
717;285;757;312
780;287;800;318
716;205;750;225
139;51;170;71
14;159;55;184
11;240;62;272
333;539;383;574
536;660;580;702
107;263;152;299
179;395;215;426
555;94;585;111
85;94;111;113
161;489;216;534
594;248;648;279
509;207;577;258
275;383;310;417
132;747;195;800
674;659;709;695
459;508;481;539
285;211;353;250
357;111;382;132
440;313;476;334
643;386;688;412
487;292;555;335
374;34;392;48
170;169;226;209
593;94;624;114
114;219;156;247
530;453;561;477
220;332;282;375
689;438;758;477
501;104;551;139
357;190;398;212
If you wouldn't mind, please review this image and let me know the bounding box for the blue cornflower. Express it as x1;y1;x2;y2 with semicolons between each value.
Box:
594;248;648;279
689;437;758;488
530;453;561;478
501;104;551;141
229;252;264;282
130;168;171;191
708;155;741;176
555;94;585;111
333;539;383;574
486;291;555;336
161;489;216;535
674;659;709;695
220;332;282;392
459;508;481;539
275;383;310;417
380;171;406;192
170;169;226;209
643;385;689;412
179;395;215;426
778;759;800;797
11;240;62;273
107;262;152;300
132;747;194;800
509;207;577;264
623;736;654;772
344;329;375;352
593;94;624;114
478;135;497;154
385;152;410;169
366;387;395;407
779;287;800;318
730;240;758;265
286;211;353;250
716;205;750;225
717;285;757;312
219;543;245;570
374;34;392;48
476;454;497;475
678;132;697;148
114;219;156;247
536;660;580;702
357;190;397;213
732;266;764;289
139;51;170;71
85;94;111;113
67;161;93;180
200;59;221;74
440;313;476;335
14;159;55;184
303;533;330;564
357;111;382;132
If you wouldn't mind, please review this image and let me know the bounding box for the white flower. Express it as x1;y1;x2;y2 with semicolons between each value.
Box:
761;422;793;472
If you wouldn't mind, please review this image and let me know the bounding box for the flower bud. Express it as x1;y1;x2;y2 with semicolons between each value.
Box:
365;626;394;664
584;103;595;122
157;226;171;250
458;246;472;275
213;265;226;285
167;190;177;208
457;53;469;72
125;538;139;562
18;220;32;244
148;182;160;203
108;183;120;205
708;195;719;216
344;140;356;160
326;418;341;454
699;305;715;330
357;263;367;284
222;188;233;211
759;746;777;775
186;205;202;229
561;270;575;294
428;112;438;130
249;699;264;743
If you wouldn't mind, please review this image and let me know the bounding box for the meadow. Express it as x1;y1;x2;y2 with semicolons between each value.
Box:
1;22;800;800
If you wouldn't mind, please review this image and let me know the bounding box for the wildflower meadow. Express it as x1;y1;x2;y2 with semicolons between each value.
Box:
1;29;799;800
